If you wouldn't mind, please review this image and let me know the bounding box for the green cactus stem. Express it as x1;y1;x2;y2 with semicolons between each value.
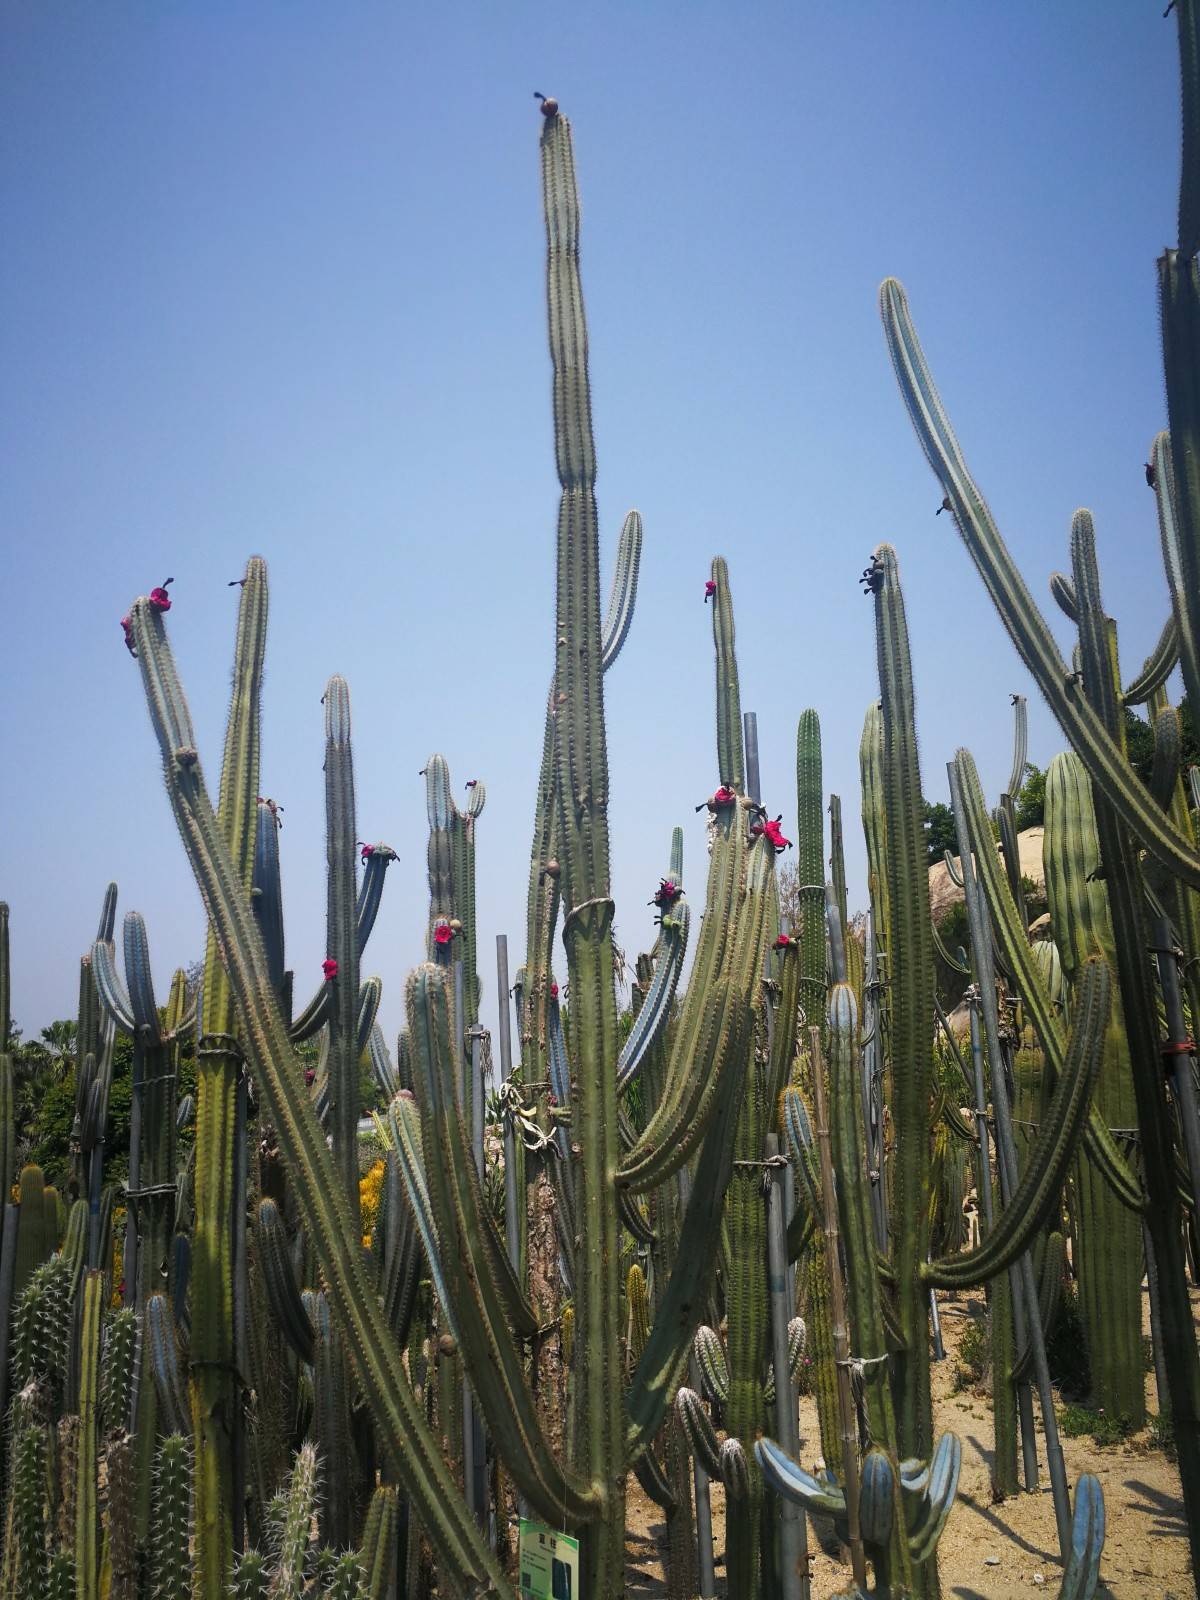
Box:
357;1484;397;1600
188;555;267;1596
13;1418;48;1600
867;543;935;1466
1067;505;1200;1564
1044;752;1145;1424
1158;255;1200;718
922;957;1108;1290
76;1271;104;1600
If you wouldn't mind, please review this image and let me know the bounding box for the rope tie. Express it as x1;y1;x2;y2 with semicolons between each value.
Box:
197;1033;242;1060
497;1078;561;1157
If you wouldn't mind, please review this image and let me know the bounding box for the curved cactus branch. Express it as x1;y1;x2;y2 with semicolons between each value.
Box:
880;278;1200;888
1122;609;1180;706
600;509;643;670
617;897;690;1091
954;748;1143;1212
924;957;1109;1289
901;1431;962;1564
619;828;774;1192
754;1437;847;1518
288;845;396;1043
675;1387;722;1478
692;1326;729;1407
256;1199;315;1365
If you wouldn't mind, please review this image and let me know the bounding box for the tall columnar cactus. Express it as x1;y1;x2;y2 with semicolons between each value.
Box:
189;555;267;1596
76;1270;104;1600
864;544;935;1468
1043;752;1144;1424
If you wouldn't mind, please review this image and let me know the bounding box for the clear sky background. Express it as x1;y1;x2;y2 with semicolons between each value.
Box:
1;4;1184;1050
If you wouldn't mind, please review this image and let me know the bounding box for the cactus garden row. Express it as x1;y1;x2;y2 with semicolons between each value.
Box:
2;7;1199;1598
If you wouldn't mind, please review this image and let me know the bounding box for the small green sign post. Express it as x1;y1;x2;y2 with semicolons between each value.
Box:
518;1520;580;1599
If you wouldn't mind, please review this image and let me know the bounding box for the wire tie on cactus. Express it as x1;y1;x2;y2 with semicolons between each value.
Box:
133;1070;180;1090
561;895;615;933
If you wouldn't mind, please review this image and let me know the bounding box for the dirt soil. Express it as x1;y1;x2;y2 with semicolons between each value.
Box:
624;1288;1194;1598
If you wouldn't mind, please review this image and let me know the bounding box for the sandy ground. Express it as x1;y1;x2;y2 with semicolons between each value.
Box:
624;1289;1194;1598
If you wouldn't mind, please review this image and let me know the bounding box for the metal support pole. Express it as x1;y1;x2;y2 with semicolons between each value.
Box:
496;936;522;1273
825;884;847;985
679;1168;717;1600
453;958;487;1530
766;1138;810;1599
950;763;1072;1557
929;1274;945;1362
862;911;889;1250
744;711;761;807
1153;915;1200;1222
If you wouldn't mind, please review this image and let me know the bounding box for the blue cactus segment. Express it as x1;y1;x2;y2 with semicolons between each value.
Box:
122;912;162;1039
91;936;136;1034
253;799;286;994
385;1093;457;1337
753;1437;846;1518
367;1023;399;1104
900;1432;962;1565
782;1087;822;1221
1058;1475;1105;1600
858;1448;896;1550
617;896;689;1092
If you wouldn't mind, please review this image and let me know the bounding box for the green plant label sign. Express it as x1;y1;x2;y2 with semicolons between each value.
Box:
518;1520;580;1599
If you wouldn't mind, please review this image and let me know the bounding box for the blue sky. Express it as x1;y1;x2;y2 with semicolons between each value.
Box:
1;4;1183;1047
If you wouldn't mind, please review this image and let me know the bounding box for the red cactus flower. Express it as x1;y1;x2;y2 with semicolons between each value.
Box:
550;981;559;1000
652;878;681;908
149;578;174;611
465;779;477;788
433;921;454;946
360;843;375;862
120;615;136;655
704;579;716;601
322;957;338;981
710;786;737;809
304;1068;316;1087
755;816;791;852
774;933;794;950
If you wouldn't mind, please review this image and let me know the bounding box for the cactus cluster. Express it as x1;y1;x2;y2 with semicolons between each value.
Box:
4;12;1200;1599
